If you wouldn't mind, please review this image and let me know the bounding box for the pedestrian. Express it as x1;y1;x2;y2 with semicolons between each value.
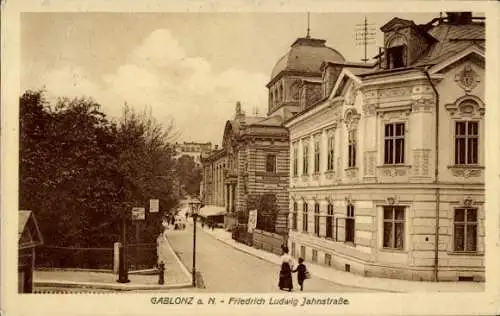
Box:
292;257;309;291
278;246;293;292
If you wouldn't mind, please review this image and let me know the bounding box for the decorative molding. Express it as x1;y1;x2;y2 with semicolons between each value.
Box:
386;195;400;205
344;108;361;129
412;149;431;177
454;63;480;93
362;103;377;117
345;194;353;205
377;165;411;177
363;151;376;176
379;108;412;122
445;95;485;119
378;86;412;98
344;167;358;179
448;165;484;178
412;98;434;113
325;170;335;180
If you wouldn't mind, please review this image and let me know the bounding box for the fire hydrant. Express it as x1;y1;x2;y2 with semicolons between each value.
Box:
158;262;165;285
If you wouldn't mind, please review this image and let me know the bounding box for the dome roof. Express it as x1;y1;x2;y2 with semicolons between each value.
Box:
270;37;345;81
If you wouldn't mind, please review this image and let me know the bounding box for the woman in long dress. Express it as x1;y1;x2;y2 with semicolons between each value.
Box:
278;246;294;291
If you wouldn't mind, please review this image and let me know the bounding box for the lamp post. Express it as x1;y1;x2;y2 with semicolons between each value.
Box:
188;197;201;287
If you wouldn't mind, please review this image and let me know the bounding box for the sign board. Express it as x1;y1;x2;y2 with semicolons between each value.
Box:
247;209;258;233
149;199;160;213
131;207;146;221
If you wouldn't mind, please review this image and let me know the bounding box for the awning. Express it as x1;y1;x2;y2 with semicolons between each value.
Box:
198;206;226;218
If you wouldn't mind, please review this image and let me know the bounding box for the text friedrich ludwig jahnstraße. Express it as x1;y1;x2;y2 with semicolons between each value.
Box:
151;296;349;307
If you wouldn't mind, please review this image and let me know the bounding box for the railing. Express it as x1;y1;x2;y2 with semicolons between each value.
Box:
36;245;114;270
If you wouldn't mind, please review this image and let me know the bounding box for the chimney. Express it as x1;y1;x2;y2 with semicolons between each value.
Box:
446;12;472;25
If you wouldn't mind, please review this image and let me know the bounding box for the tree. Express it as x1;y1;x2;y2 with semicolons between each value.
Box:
175;154;203;197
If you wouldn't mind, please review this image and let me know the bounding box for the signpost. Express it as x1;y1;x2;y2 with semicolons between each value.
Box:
131;207;145;270
149;199;159;213
247;209;258;233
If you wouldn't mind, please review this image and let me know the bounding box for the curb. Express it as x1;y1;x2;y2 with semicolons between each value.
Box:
203;230;400;293
34;280;193;291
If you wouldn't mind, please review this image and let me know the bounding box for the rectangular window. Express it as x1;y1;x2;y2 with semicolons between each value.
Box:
345;204;355;243
387;45;406;69
291;242;296;257
303;143;309;175
266;154;276;173
327;132;335;171
314;137;320;173
348;130;357;168
455;121;479;165
383;206;405;250
326;203;334;238
300;246;306;259
384;123;405;164
293;146;298;176
314;203;320;236
292;202;298;230
302;203;309;232
312;249;318;263
454;208;478;252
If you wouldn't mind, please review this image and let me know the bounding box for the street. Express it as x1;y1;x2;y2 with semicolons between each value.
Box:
166;223;378;292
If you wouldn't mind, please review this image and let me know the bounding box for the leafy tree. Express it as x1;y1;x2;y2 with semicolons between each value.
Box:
175;154;202;197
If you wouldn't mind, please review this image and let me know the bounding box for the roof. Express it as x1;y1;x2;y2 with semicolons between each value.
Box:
415;22;485;66
18;210;44;247
269;37;345;83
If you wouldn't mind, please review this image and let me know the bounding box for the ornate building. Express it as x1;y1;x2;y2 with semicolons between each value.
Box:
201;102;289;233
174;141;212;165
285;12;485;281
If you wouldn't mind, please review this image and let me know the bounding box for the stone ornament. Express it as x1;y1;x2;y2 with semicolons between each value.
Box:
445;95;485;118
455;63;480;92
450;168;482;178
412;98;434;112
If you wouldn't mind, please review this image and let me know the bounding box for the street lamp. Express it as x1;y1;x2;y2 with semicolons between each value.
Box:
188;197;202;287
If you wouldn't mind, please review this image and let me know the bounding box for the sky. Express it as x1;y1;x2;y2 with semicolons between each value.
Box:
21;12;440;146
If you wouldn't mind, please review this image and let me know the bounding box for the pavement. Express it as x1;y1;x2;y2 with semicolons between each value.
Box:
196;222;485;293
166;223;378;292
34;233;192;291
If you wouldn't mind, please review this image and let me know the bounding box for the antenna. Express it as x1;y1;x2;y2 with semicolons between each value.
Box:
306;12;311;38
355;17;376;63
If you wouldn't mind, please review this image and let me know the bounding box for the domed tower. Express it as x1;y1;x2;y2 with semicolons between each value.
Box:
266;33;345;120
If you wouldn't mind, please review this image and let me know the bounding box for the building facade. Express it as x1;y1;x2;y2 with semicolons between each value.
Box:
285;12;485;281
201;102;290;233
174;141;212;165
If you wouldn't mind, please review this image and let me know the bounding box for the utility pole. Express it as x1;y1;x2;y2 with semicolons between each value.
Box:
355;17;376;63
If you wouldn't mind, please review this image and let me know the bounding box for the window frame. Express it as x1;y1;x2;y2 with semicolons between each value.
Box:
454;120;479;166
265;154;277;173
325;203;334;239
348;129;357;168
386;45;407;69
382;205;406;251
292;202;298;231
327;131;335;171
302;142;309;175
302;203;309;232
314;136;321;173
345;203;355;243
453;207;478;253
314;203;320;236
384;122;405;165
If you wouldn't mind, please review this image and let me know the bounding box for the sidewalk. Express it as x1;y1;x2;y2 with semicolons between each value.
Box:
199;224;485;293
34;235;192;291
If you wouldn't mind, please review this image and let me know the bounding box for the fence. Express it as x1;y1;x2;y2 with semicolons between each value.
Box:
36;246;114;270
36;243;157;271
252;229;286;255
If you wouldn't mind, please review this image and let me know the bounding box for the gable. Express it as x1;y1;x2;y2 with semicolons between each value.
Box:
429;45;485;75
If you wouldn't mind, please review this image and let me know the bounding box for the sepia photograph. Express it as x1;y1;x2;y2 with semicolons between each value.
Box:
16;9;488;294
3;1;500;315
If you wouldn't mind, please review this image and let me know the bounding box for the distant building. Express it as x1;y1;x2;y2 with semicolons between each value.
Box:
285;12;485;281
174;141;212;165
201;102;290;239
18;210;43;293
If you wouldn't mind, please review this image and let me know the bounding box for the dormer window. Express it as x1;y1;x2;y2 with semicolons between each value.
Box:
387;45;406;68
385;35;407;69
